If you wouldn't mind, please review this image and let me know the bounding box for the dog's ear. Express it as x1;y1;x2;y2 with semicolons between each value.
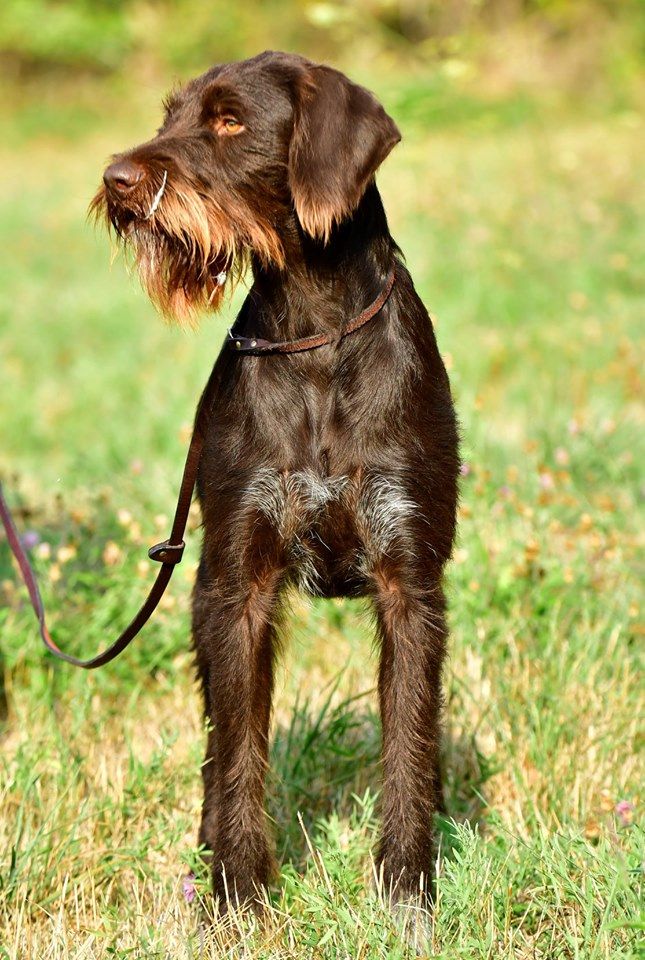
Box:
288;65;400;241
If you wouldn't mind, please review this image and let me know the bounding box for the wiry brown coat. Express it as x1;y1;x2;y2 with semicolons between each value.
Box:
94;51;459;910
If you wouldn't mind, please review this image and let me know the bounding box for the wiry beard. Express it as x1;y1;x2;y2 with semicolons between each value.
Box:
89;167;284;325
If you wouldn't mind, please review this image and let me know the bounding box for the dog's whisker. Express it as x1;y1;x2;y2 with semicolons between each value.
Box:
144;169;168;219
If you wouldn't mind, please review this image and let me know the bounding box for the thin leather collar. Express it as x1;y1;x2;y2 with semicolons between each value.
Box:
228;267;396;355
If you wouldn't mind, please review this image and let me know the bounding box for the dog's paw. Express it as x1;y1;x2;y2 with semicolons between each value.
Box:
391;898;433;957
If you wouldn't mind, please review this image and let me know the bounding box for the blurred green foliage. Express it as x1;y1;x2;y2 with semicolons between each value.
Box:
0;0;643;84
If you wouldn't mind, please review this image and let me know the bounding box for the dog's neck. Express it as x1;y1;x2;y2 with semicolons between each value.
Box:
250;183;396;340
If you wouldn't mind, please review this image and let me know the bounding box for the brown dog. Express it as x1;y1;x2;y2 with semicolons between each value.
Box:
93;50;459;912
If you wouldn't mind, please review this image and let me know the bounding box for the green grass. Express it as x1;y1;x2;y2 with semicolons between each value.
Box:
0;77;643;959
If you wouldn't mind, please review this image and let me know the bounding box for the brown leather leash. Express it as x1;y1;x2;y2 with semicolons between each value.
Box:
0;363;214;669
0;267;395;669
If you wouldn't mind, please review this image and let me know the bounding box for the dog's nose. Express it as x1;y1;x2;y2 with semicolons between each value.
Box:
103;160;145;193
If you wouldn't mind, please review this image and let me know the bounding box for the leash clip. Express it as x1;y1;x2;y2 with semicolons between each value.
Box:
148;539;186;565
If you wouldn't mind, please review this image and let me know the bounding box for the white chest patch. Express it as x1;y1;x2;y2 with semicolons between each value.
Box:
242;468;416;591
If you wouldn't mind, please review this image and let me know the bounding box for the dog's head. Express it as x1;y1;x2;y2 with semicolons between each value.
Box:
91;51;400;324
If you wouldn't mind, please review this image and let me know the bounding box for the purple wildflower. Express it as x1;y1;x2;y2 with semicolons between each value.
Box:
182;873;196;903
460;462;471;477
21;530;41;550
615;800;634;827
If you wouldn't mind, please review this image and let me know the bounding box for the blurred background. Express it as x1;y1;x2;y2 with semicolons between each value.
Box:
0;1;642;160
1;0;643;88
1;1;643;133
0;3;642;959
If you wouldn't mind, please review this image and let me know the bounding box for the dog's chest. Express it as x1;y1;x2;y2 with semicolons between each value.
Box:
242;467;416;594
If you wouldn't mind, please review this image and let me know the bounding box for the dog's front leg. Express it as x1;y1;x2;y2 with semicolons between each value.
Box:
192;557;283;913
371;558;447;906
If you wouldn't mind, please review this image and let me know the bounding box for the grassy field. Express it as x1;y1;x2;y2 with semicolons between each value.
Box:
0;71;643;959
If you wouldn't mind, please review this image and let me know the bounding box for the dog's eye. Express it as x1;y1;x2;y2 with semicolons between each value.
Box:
216;116;244;136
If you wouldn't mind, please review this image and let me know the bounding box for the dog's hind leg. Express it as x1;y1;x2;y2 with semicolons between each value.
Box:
370;556;447;906
192;550;284;913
